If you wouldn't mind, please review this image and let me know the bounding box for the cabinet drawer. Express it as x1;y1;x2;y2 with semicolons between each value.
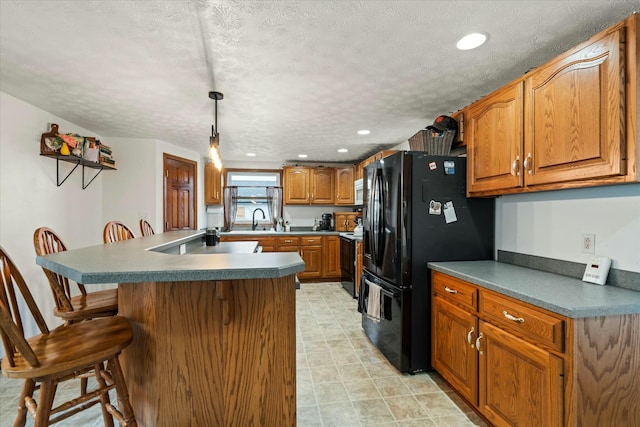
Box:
256;236;277;246
277;236;299;246
432;271;478;311
479;290;564;352
300;236;322;246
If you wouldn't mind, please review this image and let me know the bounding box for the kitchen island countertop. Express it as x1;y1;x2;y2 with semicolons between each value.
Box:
36;229;305;285
428;260;640;318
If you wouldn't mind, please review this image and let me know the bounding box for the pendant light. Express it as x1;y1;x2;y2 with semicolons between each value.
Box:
209;91;224;171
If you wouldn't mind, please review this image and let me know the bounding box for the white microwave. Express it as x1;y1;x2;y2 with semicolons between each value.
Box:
354;178;364;205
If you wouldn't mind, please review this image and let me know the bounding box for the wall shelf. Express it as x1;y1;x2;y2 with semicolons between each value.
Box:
40;153;116;189
40;123;116;189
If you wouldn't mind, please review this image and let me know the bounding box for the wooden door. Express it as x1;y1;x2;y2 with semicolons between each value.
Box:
311;168;335;205
479;321;563;427
467;81;524;194
322;236;341;278
432;297;479;405
524;29;625;186
283;167;310;204
204;163;223;205
335;166;355;205
164;154;197;231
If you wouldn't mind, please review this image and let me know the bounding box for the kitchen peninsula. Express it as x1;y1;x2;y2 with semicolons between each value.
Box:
36;230;305;427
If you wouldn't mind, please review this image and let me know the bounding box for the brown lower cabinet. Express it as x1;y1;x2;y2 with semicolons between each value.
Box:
220;234;340;281
432;271;640;427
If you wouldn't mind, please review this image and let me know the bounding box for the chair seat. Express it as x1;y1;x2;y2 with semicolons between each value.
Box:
54;288;118;320
1;316;133;381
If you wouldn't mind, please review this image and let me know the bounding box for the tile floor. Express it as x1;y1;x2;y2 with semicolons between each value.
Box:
0;282;487;427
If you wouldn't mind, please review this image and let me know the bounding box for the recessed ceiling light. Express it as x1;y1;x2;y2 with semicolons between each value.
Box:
456;32;488;50
298;154;308;158
338;148;348;153
246;152;256;157
357;129;370;135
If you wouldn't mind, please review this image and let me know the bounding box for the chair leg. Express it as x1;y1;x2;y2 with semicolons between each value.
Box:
34;381;56;427
94;363;115;427
13;379;35;427
107;356;137;427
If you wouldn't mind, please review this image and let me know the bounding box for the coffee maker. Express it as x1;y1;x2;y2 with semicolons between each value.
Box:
318;213;334;231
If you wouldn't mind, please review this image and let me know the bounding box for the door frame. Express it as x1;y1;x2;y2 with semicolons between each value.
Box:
163;153;198;231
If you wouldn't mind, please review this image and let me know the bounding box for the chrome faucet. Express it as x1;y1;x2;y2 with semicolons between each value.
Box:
252;208;266;231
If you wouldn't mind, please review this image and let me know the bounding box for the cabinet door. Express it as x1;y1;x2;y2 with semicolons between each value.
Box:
525;29;625;186
283;167;310;204
355;241;363;296
335;166;355;205
334;213;347;232
205;163;223;205
467;81;524;194
432;297;479;405
479;321;563;427
322;236;340;278
298;246;322;279
311;168;335;205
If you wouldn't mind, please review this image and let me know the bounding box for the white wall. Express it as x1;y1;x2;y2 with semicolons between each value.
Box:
496;184;640;272
0;93;107;336
0;92;206;351
101;138;205;234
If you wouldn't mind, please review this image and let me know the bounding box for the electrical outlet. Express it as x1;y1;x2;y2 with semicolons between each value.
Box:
582;233;595;254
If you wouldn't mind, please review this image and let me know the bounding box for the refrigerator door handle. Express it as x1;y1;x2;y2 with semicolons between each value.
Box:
375;170;385;265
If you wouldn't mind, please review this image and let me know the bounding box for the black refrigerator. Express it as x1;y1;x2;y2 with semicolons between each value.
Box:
358;151;494;373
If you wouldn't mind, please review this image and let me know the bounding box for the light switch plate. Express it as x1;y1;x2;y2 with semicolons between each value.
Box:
582;256;611;285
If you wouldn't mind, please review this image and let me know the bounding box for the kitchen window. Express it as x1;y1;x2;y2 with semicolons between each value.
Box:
224;170;283;229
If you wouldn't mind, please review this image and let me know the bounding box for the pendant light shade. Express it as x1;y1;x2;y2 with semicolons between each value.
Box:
209;91;223;171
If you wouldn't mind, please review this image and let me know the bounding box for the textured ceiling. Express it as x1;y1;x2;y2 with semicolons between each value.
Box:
1;1;637;164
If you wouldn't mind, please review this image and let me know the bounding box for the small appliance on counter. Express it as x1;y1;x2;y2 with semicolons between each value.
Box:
318;213;334;231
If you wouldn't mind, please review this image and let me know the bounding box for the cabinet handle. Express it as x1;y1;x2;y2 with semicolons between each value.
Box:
475;332;484;355
512;156;520;176
444;286;458;294
216;191;219;199
503;310;525;323
467;327;475;347
523;153;532;175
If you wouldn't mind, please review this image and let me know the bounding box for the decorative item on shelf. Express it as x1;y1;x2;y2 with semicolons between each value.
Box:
39;123;117;189
99;142;116;168
208;91;224;171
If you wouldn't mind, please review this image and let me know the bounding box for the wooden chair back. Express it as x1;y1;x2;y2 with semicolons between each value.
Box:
33;227;86;315
139;219;155;236
0;245;138;426
104;221;136;243
0;245;49;369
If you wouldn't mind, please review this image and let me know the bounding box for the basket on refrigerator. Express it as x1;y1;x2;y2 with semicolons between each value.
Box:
409;129;455;156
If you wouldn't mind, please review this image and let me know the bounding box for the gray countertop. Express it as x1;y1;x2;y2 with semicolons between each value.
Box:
187;241;259;254
428;261;640;318
36;230;305;284
222;230;342;236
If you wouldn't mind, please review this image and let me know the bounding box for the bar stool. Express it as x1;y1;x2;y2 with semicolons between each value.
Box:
103;221;136;243
139;219;155;236
34;227;118;322
0;245;137;427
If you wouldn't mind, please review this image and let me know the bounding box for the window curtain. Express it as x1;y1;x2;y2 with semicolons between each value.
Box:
223;186;238;231
266;186;283;228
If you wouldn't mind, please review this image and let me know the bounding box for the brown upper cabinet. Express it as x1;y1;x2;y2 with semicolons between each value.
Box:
335;166;355;205
467;14;638;196
204;163;223;205
283;166;335;205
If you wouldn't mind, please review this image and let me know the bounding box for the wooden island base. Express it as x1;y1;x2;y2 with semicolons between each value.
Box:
118;276;296;427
